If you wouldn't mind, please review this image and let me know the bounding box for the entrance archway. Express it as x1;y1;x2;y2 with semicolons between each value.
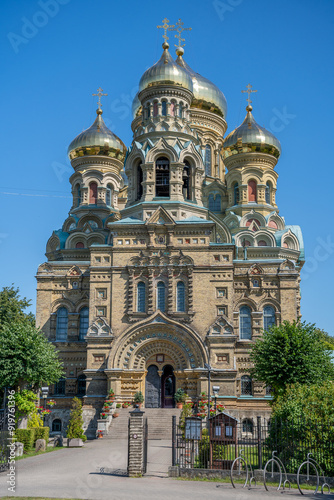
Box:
145;365;161;408
161;365;175;408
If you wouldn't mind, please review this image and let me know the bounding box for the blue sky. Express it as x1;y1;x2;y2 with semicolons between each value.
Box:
1;0;333;334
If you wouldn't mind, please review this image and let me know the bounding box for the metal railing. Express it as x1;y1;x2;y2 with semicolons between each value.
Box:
172;415;334;477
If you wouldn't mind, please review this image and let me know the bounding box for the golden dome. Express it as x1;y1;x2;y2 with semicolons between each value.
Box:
224;105;281;159
139;42;193;93
176;53;227;119
68;109;127;161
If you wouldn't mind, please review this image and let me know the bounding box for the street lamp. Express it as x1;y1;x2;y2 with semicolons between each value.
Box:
41;386;49;423
212;385;220;412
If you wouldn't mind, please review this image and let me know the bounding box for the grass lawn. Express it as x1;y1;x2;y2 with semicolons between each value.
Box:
15;446;65;461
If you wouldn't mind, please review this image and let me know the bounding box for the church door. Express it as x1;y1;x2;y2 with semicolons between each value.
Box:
145;365;161;408
161;365;175;408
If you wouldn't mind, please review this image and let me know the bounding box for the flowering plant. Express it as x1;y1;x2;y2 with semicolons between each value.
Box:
37;406;51;416
46;399;56;407
122;402;131;408
97;430;103;438
101;413;108;419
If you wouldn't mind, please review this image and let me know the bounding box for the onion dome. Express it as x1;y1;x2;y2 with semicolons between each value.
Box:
68;109;127;161
132;92;142;119
175;47;227;119
223;105;281;159
139;42;193;93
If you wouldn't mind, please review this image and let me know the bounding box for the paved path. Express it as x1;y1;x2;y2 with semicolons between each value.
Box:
1;439;333;500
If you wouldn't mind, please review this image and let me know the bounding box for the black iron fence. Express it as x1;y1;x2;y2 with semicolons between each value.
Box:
172;415;334;477
0;409;10;472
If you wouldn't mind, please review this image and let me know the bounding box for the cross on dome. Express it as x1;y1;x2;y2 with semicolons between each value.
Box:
241;83;258;106
92;87;108;110
174;18;192;48
157;18;175;42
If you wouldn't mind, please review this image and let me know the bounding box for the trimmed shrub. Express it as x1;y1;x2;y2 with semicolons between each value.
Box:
33;427;49;444
15;429;35;452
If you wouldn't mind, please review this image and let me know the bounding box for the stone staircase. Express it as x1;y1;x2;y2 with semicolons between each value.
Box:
105;407;181;440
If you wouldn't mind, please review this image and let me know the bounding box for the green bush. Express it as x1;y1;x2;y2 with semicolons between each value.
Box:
33;427;49;444
15;428;35;452
66;397;87;441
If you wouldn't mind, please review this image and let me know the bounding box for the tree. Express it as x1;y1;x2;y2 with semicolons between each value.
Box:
250;321;334;398
66;397;87;441
0;286;34;327
0;321;64;391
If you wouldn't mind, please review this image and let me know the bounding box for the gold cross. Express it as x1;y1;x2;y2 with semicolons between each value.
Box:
241;83;258;105
92;87;108;109
157;18;175;42
174;18;192;48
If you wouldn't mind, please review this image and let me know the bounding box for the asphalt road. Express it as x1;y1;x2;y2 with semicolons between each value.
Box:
0;439;333;500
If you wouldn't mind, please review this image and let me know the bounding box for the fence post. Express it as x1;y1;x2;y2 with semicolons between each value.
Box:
127;406;145;477
257;415;262;469
172;415;176;466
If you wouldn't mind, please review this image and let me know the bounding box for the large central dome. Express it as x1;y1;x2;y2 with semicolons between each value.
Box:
139;42;193;93
175;48;227;119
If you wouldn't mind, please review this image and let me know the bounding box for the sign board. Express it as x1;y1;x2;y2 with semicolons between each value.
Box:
185;418;201;440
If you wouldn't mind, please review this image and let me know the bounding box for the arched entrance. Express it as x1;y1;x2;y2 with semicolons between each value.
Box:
161;365;175;408
145;365;161;408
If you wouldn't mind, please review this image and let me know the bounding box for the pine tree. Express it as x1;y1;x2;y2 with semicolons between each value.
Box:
66;397;87;441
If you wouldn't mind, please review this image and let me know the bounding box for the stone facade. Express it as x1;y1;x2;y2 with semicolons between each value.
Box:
36;36;304;436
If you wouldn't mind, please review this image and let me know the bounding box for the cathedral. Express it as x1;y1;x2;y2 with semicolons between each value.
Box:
36;20;304;435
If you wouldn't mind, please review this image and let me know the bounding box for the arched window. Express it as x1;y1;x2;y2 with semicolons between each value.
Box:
56;307;68;341
153;102;158;116
75;184;81;207
248;180;257;202
242;418;254;433
157;281;166;312
205;145;212;176
146;104;151;119
170;101;175;116
75;242;84;249
137;281;146;313
77;374;86;396
214;194;221;211
106;184;113;206
265;182;271;204
239;306;252;340
258;240;267;247
263;306;276;331
234;183;239;205
89;182;98;204
182;161;191;200
54;377;66;395
208;194;215;211
137;164;143;200
156;157;170;197
241;375;252;396
161;101;167;116
79;307;89;341
176;281;186;312
179;102;183;118
52;419;62;432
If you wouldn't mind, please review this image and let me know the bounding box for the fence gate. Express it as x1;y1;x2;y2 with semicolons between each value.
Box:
0;409;10;472
143;417;148;474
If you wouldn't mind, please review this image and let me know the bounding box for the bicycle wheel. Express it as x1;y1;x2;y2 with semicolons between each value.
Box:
230;457;248;489
263;458;282;491
297;460;319;496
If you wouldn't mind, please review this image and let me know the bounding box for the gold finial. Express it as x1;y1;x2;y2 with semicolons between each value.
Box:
92;87;108;111
174;18;192;49
157;18;175;42
242;83;258;107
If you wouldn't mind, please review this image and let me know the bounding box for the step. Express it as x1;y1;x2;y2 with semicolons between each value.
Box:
105;407;181;439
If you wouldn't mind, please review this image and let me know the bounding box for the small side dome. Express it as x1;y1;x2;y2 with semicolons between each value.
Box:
68;109;127;161
176;50;227;119
224;105;281;159
139;42;193;93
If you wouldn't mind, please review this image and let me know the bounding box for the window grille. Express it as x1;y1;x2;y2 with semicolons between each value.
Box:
77;375;86;396
205;145;212;176
265;183;270;204
157;281;166;312
162;101;167;116
242;418;254;433
263;306;276;331
241;376;252;396
234;184;239;205
54;378;66;395
79;307;89;340
156;157;170;197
